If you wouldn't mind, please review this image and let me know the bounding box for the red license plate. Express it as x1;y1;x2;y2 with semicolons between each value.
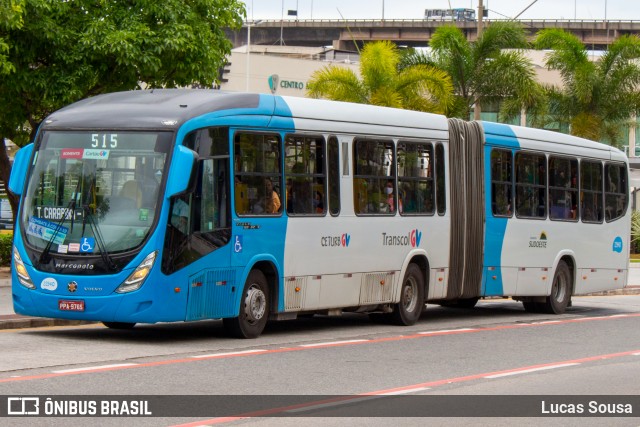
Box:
58;300;85;312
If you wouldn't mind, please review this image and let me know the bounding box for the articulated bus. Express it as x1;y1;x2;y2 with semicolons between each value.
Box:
9;90;629;338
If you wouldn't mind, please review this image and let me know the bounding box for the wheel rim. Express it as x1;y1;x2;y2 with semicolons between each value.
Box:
553;269;568;303
402;276;418;313
244;284;266;325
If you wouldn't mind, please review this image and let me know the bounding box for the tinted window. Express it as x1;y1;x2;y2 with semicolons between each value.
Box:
549;156;578;221
353;139;395;215
328;137;341;216
435;143;446;215
233;133;282;216
397;141;434;215
605;163;627;222
581;161;603;223
491;149;512;217
284;135;326;216
515;152;546;218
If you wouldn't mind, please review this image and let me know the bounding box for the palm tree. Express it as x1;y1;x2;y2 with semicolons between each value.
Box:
530;29;640;145
401;22;542;120
306;40;454;114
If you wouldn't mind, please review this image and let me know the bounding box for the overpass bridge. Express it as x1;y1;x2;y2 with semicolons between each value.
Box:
227;19;640;50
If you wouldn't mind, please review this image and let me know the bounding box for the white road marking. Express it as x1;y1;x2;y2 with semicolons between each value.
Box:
190;350;267;358
52;363;137;373
484;363;580;379
299;339;368;347
418;328;476;335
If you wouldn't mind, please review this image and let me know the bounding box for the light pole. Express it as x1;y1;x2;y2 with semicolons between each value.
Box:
605;0;610;44
245;20;262;92
280;0;284;46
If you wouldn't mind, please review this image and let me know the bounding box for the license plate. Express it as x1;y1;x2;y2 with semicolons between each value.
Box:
58;300;85;312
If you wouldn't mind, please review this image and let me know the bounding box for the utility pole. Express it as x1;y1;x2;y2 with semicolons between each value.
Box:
475;0;484;120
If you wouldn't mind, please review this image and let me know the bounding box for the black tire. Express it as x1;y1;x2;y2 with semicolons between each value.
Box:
102;322;136;330
543;260;572;314
390;264;424;326
223;270;270;339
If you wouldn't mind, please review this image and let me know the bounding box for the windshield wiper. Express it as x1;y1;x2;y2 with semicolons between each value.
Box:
81;193;117;272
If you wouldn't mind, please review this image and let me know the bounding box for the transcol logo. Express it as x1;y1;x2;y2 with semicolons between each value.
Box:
382;229;422;247
321;233;350;248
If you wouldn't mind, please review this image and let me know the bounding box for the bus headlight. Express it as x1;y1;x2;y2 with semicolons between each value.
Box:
115;251;157;294
13;247;35;289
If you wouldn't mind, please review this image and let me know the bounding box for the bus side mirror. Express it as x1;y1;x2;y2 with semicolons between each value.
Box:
165;145;196;197
8;143;34;196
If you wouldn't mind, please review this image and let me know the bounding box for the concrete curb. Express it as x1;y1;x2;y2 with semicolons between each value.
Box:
0;316;95;330
580;287;640;296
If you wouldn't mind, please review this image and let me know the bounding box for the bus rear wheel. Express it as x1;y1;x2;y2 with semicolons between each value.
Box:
224;270;270;339
102;322;136;330
543;260;572;314
390;264;424;326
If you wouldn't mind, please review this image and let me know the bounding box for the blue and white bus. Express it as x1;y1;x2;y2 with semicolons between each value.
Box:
9;90;630;338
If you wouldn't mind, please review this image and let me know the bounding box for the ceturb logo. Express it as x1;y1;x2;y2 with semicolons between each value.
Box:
382;229;423;247
321;233;350;248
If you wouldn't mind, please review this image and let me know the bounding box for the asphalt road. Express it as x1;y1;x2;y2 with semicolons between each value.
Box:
0;295;638;427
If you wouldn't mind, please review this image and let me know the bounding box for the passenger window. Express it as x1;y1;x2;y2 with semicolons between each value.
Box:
353;139;395;215
549;157;578;221
435;143;446;215
234;133;282;216
328;137;341;216
397;141;434;215
491;149;512;217
284;135;326;216
605;163;627;222
581;161;603;223
515;152;546;219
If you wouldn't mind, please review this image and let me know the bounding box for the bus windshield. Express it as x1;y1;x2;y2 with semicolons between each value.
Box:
21;131;172;254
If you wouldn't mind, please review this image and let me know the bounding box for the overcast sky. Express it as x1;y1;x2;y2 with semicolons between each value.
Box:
242;0;637;21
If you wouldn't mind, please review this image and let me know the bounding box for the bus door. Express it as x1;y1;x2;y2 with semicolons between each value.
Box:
162;129;235;320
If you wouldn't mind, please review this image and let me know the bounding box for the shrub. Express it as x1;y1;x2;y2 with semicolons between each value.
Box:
0;233;12;266
632;210;640;254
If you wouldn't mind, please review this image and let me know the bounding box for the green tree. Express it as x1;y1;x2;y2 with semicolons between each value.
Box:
306;40;454;114
401;22;542;120
0;0;23;75
529;29;640;145
0;0;245;218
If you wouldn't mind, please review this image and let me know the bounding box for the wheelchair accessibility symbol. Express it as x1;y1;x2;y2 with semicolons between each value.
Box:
234;235;243;253
80;237;95;253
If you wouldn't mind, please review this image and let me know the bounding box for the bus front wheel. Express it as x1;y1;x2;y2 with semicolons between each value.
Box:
543;260;572;314
391;263;424;326
224;270;270;339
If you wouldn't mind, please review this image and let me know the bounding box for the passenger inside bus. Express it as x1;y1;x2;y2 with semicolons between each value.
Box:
385;180;395;212
399;184;416;213
264;178;281;214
